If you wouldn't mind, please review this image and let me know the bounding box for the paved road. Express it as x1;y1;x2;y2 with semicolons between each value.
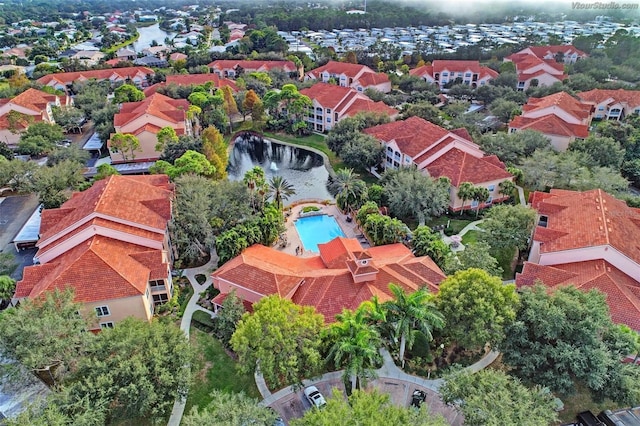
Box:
0;194;40;280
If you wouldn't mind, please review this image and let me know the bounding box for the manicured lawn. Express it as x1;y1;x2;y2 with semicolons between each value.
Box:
425;216;474;234
493;246;517;280
185;327;260;413
461;229;480;245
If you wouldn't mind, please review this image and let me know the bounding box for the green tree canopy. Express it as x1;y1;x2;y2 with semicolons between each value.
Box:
182;390;279;426
109;133;140;162
480;204;536;252
382;284;444;363
330;168;367;212
382;168;450;225
440;369;558;426
30;159;85;209
443;241;503;277
436;269;518;350
410;225;451;268
291;389;448;426
150;150;216;180
113;84;145;104
0;288;90;384
502;285;640;402
230;296;324;389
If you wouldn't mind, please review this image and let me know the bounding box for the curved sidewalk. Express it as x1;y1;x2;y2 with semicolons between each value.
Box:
167;252;218;426
258;347;500;406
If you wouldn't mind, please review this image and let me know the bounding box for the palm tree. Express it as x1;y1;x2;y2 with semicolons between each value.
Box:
268;176;296;210
243;166;266;211
330;168;367;214
327;308;382;393
498;180;516;201
471;186;490;217
457;182;475;216
382;283;445;365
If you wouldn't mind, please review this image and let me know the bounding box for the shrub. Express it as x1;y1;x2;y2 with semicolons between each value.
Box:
301;205;321;213
192;310;215;331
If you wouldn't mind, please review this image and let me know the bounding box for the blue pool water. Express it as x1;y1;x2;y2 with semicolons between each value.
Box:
294;215;346;253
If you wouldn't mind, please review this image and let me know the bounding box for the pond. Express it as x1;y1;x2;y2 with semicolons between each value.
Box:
133;23;174;52
227;134;334;205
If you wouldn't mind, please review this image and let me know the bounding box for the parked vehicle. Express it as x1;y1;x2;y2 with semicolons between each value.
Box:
304;385;327;409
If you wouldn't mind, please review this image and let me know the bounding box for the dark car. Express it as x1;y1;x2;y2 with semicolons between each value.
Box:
411;389;427;408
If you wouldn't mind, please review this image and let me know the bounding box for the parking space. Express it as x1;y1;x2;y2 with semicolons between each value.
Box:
269;375;346;424
0;194;40;280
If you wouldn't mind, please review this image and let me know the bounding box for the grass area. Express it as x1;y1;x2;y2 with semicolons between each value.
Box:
185;327;260;414
263;131;342;167
556;382;622;424
103;32;140;54
461;229;480;245
177;283;193;317
425;216;474;234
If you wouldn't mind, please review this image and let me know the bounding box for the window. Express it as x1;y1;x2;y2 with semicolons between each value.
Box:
153;294;169;305
149;279;164;287
387;146;393;153
465;72;471;77
442;72;448;77
100;322;114;329
471;200;479;208
598;106;605;111
95;306;110;317
325;108;330;113
488;185;495;192
326;117;331;122
485;197;493;205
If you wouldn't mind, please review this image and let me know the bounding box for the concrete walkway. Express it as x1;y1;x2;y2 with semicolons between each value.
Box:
258;346;500;407
167;252;218;426
441;219;484;253
516;185;526;206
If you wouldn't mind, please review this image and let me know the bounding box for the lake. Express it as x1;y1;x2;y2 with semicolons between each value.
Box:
227;134;334;205
133;24;174;52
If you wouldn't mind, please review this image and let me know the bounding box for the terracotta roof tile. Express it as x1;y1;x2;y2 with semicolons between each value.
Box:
342;97;398;119
37;67;154;86
364;116;450;157
300;82;352;110
212;237;445;323
307;61;375;79
425;148;513;186
114;92;189;127
577;88;640;109
165;73;238;91
509;114;589;138
207;59;296;73
516;260;640;330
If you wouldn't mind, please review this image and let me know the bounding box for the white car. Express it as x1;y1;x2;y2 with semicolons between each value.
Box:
304;385;327;409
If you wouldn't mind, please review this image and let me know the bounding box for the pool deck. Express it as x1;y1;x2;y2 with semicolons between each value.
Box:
279;203;370;256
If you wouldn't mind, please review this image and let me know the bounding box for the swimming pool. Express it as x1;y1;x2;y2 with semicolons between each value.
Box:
294;215;346;253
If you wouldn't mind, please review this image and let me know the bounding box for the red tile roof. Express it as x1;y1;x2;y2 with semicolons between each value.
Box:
207;59;296;73
577;88;640;109
509;114;589;138
308;61;375;78
516;260;640;330
300;82;353;109
212;237;445;323
38;175;173;245
425;148;512;186
506;53;565;76
364;116;450;157
36;67;154;86
114;92;189;128
529;189;640;264
15;236;167;303
410;61;498;80
2;88;58;113
357;72;390;86
524;45;587;59
523;92;592;121
342;97;398;119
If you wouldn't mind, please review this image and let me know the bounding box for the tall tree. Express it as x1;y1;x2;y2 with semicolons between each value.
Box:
267;175;296;209
382;284;444;364
155;126;179;152
480;204;536;253
30;159;85;209
230;296;324;389
327;308;383;392
201;126;228;180
291;389;448;426
241;89;260;121
0;288;91;385
456;182;475;215
220;85;238;132
113;84;145;103
502;285;640;402
436;269;518;351
498;179;516;200
109;133;140;162
329;168;367;213
243;166;268;212
212;290;245;347
440;369;558;426
383;168;450;225
0;275;16;307
470;186;490;217
66;318;191;422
